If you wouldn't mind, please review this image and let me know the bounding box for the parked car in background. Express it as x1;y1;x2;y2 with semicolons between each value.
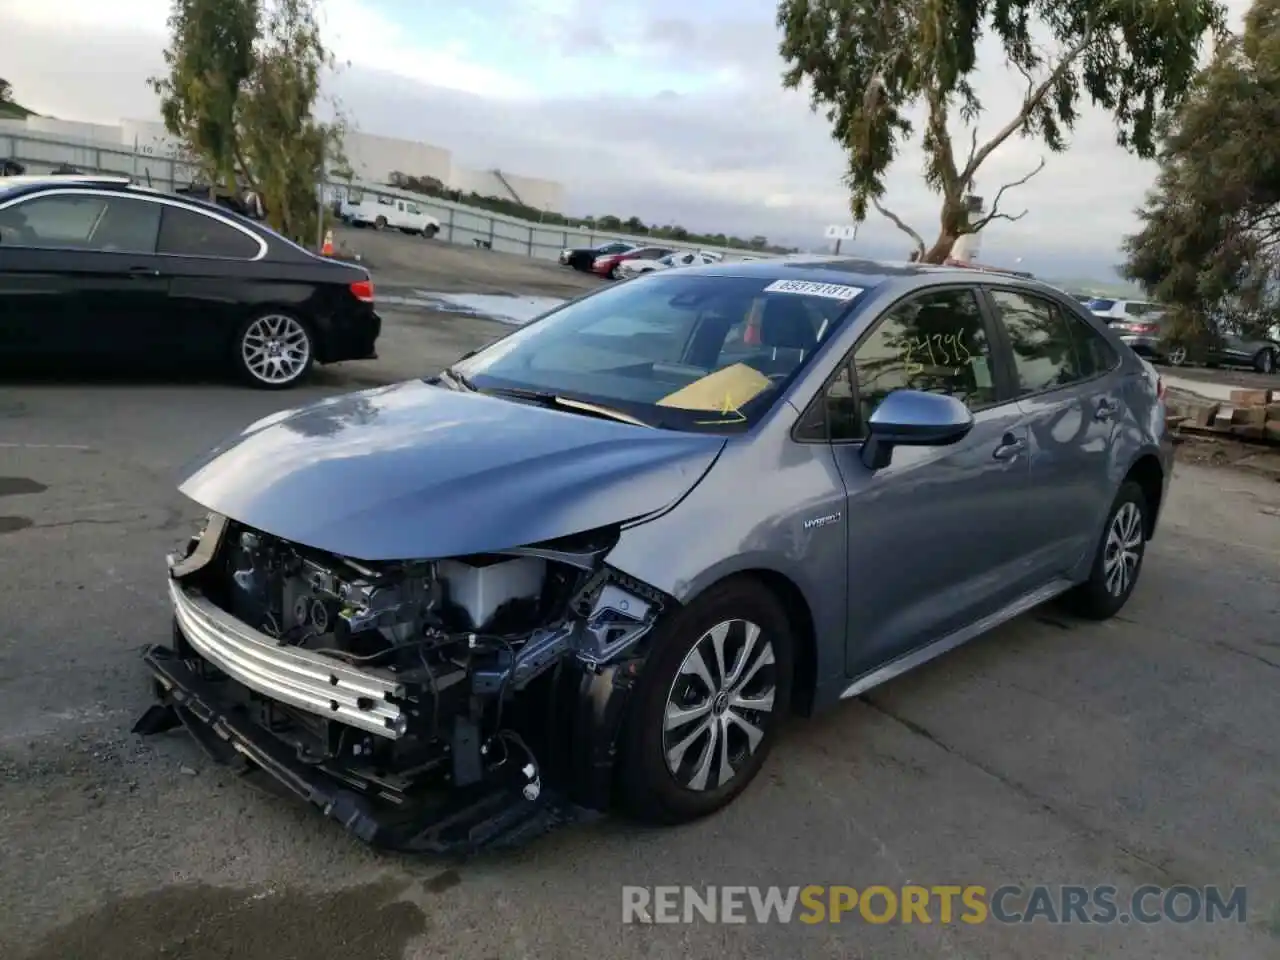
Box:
1111;310;1279;373
593;245;678;279
338;190;440;237
560;239;637;271
135;256;1171;853
1086;298;1162;322
615;249;721;280
0;175;381;389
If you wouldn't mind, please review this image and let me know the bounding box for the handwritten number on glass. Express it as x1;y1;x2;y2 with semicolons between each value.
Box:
901;334;974;376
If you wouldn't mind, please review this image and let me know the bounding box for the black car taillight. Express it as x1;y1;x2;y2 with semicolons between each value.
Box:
349;278;374;302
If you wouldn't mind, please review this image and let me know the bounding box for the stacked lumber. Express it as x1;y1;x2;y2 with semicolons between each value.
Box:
1166;389;1280;444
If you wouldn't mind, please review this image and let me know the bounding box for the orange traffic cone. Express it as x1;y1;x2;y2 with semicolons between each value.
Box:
321;228;334;257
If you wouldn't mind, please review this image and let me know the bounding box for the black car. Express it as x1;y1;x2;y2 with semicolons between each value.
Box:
558;239;636;272
0;176;380;389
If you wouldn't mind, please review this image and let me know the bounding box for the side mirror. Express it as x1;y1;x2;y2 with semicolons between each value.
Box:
861;389;974;470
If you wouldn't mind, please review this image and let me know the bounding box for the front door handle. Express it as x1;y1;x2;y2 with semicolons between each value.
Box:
1095;399;1119;421
992;434;1026;461
126;266;161;278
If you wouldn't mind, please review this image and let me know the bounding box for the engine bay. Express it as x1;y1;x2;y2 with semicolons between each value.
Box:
158;513;666;821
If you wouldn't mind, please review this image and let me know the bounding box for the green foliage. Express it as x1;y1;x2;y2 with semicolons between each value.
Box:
237;0;339;242
150;0;259;192
387;173;796;253
777;0;1227;262
1124;0;1280;339
153;0;342;243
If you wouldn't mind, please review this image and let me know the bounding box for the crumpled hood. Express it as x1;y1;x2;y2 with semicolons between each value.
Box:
179;380;725;560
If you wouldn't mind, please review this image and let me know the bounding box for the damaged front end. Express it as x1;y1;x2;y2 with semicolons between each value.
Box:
135;511;670;855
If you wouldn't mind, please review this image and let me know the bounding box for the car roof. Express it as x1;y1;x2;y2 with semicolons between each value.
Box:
682;255;1068;299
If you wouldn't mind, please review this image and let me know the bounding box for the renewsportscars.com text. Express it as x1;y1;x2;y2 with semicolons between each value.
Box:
621;884;1247;925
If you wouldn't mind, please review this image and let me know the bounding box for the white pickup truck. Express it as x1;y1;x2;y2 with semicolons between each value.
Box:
338;190;441;238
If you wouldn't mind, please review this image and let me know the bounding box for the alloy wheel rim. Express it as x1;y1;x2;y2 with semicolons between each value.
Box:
1263;351;1276;374
242;315;310;384
662;619;776;791
1103;501;1144;597
1169;346;1187;366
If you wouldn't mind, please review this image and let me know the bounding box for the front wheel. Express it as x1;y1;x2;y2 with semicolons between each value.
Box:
1254;348;1277;375
619;577;793;825
374;215;387;230
233;312;315;389
1167;344;1188;367
422;224;439;239
1063;481;1148;620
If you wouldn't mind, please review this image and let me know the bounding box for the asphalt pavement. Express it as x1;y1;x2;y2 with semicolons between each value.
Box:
1;299;1279;959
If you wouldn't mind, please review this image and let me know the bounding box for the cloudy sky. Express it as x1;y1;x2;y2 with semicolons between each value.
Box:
0;0;1251;279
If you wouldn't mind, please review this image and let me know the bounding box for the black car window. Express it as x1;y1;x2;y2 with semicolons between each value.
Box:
0;193;161;253
989;289;1113;393
846;288;997;436
157;205;261;259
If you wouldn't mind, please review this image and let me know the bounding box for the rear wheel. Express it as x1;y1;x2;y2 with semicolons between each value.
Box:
619;578;793;824
233;312;314;389
422;224;439;239
1063;481;1148;620
1167;344;1187;366
1254;347;1277;375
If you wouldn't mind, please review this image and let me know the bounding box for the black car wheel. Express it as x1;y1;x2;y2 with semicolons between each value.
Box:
1063;481;1148;620
619;577;793;824
1254;347;1277;375
233;312;315;390
374;215;387;230
422;224;439;239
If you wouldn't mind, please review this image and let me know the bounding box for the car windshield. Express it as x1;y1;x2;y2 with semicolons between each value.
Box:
449;273;864;433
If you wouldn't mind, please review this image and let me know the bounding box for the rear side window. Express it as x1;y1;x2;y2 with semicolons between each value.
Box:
988;290;1115;394
158;206;261;259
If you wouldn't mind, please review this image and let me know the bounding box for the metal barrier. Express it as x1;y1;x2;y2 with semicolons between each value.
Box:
0;129;776;263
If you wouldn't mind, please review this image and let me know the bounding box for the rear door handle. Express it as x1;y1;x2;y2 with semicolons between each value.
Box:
992;434;1026;461
126;266;161;278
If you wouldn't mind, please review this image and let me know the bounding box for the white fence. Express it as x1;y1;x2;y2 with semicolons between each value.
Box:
1;129;777;264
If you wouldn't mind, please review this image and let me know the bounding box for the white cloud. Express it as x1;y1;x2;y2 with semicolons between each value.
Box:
0;0;1256;279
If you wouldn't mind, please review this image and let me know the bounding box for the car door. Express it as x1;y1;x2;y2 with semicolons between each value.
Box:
982;286;1124;580
155;202;268;360
0;189;166;361
813;285;1039;677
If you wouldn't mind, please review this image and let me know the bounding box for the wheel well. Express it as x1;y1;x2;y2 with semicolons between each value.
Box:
735;569;819;717
1125;454;1164;539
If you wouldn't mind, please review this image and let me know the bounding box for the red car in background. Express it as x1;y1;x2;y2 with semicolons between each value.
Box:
592;245;677;280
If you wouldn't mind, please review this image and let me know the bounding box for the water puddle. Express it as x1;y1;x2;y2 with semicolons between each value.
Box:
377;291;565;326
17;876;430;960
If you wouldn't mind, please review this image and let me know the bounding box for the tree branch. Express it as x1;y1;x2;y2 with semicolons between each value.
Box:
961;10;1110;184
871;198;927;258
965;158;1046;233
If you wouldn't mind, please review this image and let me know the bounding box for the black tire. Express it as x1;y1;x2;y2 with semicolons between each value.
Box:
1062;481;1148;620
609;265;620;280
374;215;387;230
422;224;439;239
231;311;316;390
618;577;794;825
1254;348;1277;375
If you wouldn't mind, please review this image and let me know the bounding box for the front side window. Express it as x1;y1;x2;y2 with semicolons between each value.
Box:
451;274;865;432
0;193;161;253
850;288;997;432
157;206;261;259
989;289;1107;394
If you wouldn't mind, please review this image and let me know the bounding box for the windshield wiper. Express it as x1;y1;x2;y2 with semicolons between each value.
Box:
483;387;655;428
438;365;478;391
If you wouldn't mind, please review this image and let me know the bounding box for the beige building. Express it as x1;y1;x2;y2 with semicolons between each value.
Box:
0;115;566;213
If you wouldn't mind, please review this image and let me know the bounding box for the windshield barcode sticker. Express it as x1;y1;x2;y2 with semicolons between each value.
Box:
763;279;864;300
